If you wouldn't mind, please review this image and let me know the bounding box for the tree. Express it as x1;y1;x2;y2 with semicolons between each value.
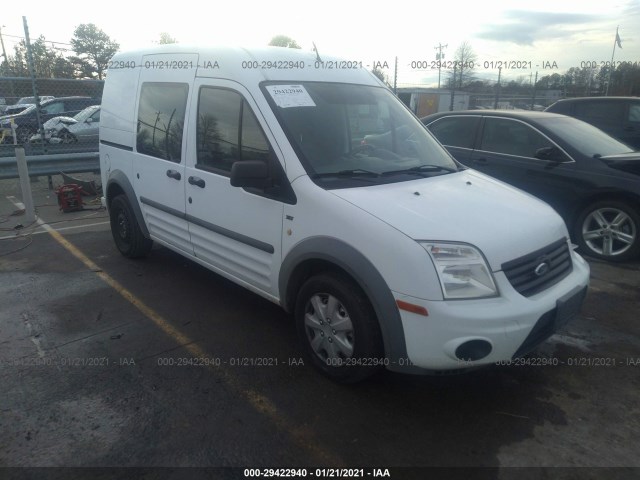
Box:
70;23;119;80
7;36;74;78
158;32;177;44
452;41;477;89
268;35;301;49
371;67;387;84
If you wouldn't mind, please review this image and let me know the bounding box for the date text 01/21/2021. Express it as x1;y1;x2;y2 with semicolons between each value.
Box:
243;468;391;478
106;60;220;70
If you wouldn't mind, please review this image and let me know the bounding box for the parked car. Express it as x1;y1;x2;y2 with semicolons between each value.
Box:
16;95;55;104
1;96;56;117
101;46;590;383
545;97;640;149
63;105;100;143
30;105;100;144
2;104;32;116
0;96;98;144
422;110;640;261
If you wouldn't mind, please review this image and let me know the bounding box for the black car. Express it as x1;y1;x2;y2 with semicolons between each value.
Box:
422;110;640;261
0;96;99;144
545;97;640;150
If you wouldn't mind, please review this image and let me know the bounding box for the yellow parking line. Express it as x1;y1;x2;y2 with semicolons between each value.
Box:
16;200;342;466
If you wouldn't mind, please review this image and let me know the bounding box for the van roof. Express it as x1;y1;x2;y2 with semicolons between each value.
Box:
110;44;383;86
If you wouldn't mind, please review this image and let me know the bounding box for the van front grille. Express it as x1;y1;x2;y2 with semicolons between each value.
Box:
502;238;572;297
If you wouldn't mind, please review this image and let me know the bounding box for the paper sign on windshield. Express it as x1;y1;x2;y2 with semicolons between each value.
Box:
266;85;316;108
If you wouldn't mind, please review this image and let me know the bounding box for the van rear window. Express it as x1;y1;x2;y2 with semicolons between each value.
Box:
137;82;188;162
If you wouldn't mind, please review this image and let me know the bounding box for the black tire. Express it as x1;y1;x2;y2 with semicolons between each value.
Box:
59;130;76;144
109;194;153;258
574;200;640;262
294;272;384;383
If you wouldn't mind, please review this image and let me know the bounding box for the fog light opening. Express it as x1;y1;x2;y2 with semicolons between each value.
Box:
455;340;492;361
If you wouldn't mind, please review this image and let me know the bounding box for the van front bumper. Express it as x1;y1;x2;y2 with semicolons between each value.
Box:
389;251;590;373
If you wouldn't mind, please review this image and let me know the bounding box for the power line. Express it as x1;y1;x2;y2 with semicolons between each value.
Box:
1;32;73;46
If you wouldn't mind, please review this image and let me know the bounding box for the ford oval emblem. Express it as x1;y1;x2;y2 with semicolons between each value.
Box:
534;262;550;277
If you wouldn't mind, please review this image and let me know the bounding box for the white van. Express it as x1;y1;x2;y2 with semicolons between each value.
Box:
100;45;590;382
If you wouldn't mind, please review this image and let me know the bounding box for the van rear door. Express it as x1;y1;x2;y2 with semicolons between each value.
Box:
133;54;198;253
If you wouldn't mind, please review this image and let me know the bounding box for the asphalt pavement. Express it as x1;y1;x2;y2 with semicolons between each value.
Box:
0;174;639;479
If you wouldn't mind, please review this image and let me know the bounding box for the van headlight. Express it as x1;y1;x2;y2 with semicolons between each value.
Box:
420;242;498;299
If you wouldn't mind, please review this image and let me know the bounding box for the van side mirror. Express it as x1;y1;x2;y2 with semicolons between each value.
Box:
230;160;269;188
86;118;93;124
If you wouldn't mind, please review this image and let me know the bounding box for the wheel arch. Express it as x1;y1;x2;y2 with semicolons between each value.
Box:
105;169;150;238
571;191;640;232
279;236;408;363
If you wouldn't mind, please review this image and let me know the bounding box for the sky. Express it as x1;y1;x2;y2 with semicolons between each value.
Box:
3;0;640;87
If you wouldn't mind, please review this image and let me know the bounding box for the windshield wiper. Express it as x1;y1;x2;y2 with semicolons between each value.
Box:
381;164;458;176
311;168;380;179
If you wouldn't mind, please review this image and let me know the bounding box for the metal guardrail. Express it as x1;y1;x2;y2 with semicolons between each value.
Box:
0;151;99;179
0;142;98;158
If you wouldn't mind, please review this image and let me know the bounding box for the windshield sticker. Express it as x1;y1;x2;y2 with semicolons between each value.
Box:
266;85;316;108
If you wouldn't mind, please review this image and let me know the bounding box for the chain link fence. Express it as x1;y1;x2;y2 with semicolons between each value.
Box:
0;77;103;157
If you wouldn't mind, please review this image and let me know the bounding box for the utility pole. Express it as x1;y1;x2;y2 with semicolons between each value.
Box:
23;17;45;148
393;56;398;94
494;67;502;109
606;26;621;96
0;25;9;75
530;71;539;110
449;63;457;111
434;43;447;89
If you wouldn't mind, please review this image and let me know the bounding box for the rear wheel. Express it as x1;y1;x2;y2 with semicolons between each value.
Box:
575;200;640;262
295;272;383;383
109;194;152;258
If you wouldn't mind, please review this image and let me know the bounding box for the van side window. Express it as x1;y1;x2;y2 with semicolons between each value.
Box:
137;83;189;163
629;105;640;123
196;87;270;173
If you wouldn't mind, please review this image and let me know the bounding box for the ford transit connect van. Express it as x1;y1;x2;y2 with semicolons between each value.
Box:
100;45;590;382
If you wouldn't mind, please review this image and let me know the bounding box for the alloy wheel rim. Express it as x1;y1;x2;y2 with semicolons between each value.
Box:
582;207;636;257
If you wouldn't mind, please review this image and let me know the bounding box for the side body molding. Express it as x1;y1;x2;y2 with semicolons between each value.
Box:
106;169;150;238
279;236;409;365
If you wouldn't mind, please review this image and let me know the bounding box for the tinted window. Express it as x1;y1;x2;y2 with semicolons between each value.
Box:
42;102;65;115
196;87;270;173
574;101;624;124
428;116;479;149
137;83;188;162
547;101;571;114
480;118;553;158
537;117;633;157
628;104;640;123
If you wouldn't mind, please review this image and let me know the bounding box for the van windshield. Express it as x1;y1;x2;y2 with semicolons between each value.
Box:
262;82;459;186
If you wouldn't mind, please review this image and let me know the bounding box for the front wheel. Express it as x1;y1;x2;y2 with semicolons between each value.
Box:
109;194;152;258
294;273;384;383
575;200;640;262
59;130;76;144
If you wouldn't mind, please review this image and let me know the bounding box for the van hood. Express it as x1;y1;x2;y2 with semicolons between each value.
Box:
330;170;569;271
